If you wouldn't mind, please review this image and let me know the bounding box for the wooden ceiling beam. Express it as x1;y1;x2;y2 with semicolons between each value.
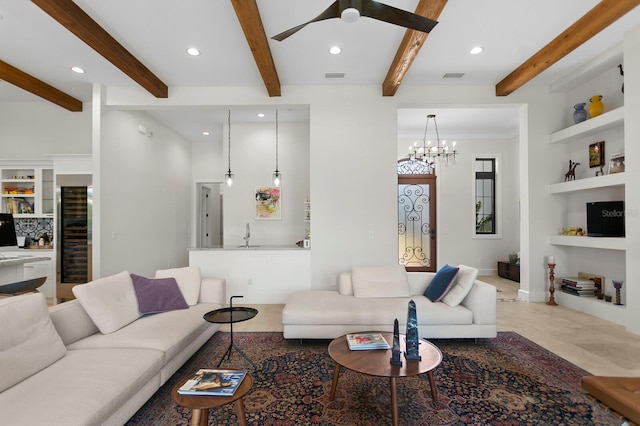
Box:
496;0;640;96
230;0;281;97
382;0;448;96
31;0;168;98
0;59;82;112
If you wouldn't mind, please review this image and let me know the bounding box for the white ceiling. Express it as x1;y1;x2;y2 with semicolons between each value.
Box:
0;1;637;142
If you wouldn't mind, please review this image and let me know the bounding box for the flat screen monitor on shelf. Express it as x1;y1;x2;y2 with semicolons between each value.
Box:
0;213;18;253
586;201;625;237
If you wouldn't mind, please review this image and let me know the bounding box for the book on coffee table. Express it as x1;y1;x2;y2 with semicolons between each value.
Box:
346;333;391;350
178;369;247;396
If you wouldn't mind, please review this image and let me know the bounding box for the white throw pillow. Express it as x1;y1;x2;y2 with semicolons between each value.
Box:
155;266;201;306
352;265;411;298
72;271;140;334
442;264;479;306
0;293;67;392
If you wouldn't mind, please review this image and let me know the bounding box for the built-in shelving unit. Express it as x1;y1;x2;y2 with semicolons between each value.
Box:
0;166;54;217
547;43;627;325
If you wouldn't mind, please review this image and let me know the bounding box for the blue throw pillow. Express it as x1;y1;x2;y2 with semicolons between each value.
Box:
424;264;460;302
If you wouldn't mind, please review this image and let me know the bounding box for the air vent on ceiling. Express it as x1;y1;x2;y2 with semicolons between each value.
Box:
325;72;345;79
443;73;465;79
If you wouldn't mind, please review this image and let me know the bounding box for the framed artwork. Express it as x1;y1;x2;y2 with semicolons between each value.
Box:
255;186;281;219
608;152;625;174
588;141;605;168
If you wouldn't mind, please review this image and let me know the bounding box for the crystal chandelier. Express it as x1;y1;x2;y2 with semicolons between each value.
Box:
408;114;457;166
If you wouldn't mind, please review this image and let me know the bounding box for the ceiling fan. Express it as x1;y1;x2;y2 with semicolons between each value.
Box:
271;0;439;41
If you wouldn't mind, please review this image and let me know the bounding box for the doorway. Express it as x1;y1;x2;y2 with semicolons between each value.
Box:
196;182;223;247
397;160;436;272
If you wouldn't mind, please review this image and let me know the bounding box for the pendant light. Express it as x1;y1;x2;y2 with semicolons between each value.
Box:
272;109;282;187
224;109;234;187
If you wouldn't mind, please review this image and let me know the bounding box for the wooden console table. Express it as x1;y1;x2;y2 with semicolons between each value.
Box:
497;261;520;283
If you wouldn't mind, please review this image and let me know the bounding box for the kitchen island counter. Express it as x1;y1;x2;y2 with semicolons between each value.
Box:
0;254;51;285
189;248;310;303
189;245;308;251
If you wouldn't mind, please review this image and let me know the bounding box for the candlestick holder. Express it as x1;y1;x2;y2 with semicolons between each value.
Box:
612;280;624;305
547;263;557;306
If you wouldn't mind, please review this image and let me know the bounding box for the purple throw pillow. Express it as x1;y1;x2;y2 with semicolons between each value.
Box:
130;273;189;314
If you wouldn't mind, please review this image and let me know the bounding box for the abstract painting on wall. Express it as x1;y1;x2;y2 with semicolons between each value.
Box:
255;186;281;219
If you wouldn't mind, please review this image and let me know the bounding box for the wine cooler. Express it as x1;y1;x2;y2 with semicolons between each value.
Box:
56;179;92;300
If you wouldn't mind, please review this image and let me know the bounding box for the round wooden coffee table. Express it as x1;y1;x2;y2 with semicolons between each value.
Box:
171;373;253;426
328;331;442;426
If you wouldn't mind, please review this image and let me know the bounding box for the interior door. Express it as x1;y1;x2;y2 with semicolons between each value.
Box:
199;185;212;247
398;161;437;272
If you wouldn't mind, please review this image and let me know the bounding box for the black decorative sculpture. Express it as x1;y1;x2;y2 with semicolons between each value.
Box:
390;319;402;366
405;299;421;361
564;160;580;182
618;64;624;94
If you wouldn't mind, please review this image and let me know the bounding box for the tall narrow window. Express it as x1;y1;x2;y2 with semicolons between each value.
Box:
475;158;496;234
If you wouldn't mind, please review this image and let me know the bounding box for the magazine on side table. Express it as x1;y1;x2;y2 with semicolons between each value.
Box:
346;333;391;350
178;369;248;396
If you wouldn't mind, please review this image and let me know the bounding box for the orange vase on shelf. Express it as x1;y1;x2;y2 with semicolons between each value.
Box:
589;95;604;118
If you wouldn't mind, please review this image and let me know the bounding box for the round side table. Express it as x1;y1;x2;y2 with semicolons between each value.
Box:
328;331;442;426
171;373;253;426
204;295;258;368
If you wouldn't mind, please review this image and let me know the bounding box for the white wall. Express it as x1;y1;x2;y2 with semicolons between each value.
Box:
441;139;520;274
623;24;640;334
191;121;310;247
98;110;192;277
222;122;309;246
191;135;223;182
0;101;91;156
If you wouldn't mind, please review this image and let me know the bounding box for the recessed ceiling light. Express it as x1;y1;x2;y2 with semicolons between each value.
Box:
470;46;484;55
71;66;85;74
329;46;342;55
257;113;265;118
186;47;200;56
202;131;210;136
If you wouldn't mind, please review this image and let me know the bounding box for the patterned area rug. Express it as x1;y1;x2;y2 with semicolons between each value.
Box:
126;332;618;425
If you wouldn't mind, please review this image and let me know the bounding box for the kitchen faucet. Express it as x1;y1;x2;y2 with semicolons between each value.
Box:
244;223;250;247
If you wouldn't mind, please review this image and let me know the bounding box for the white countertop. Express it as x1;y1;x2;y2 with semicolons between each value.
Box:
189;245;308;251
0;254;51;267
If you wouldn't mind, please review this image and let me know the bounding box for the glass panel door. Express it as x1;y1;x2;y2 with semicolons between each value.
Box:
398;174;436;271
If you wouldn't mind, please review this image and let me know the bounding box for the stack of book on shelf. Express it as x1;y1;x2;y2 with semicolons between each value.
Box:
346;333;391;350
178;369;247;396
560;277;597;297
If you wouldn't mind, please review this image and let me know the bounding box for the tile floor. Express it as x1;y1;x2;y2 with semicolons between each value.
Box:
223;275;640;377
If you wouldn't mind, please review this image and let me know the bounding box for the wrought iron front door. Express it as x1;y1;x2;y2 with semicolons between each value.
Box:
398;162;436;272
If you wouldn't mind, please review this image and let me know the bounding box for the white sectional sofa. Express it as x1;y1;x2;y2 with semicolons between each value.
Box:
0;266;225;426
283;265;497;340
